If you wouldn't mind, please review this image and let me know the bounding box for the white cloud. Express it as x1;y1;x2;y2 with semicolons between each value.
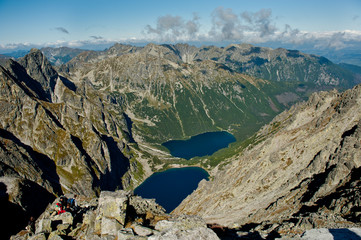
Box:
144;13;200;42
140;7;361;51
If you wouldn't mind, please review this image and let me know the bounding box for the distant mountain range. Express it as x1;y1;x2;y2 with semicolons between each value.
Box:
40;47;86;66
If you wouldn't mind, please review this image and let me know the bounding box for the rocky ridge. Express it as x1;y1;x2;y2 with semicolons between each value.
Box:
63;43;357;88
174;83;361;237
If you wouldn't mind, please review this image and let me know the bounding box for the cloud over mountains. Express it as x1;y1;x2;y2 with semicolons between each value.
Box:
143;7;361;51
144;13;200;41
1;7;361;54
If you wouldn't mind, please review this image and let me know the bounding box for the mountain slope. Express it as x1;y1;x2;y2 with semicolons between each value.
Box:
174;84;361;235
0;50;149;199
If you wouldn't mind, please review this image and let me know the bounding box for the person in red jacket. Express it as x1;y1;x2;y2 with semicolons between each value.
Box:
55;202;66;215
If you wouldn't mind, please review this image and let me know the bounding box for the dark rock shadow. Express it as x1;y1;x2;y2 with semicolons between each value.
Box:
5;60;51;101
0;128;63;195
59;75;76;92
208;223;267;240
1;182;27;239
99;134;130;191
123;113;135;143
1;181;54;239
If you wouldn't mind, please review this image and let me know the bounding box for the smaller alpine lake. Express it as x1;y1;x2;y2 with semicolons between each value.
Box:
162;131;236;160
134;167;209;212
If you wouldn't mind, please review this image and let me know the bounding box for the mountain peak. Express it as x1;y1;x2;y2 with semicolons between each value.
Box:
15;48;59;101
29;48;42;54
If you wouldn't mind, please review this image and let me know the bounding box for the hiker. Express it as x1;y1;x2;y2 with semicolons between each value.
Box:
59;196;68;208
65;202;72;213
67;195;78;212
51;197;67;216
56;202;66;215
25;216;35;233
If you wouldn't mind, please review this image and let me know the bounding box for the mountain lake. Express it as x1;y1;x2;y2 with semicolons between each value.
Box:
134;167;209;212
162;131;236;160
134;131;235;212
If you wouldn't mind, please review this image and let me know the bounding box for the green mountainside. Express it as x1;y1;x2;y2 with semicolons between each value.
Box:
60;43;358;147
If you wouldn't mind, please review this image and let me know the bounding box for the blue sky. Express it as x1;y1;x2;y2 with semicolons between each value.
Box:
0;0;360;52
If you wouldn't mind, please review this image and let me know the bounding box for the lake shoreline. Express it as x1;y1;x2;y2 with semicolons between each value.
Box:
162;131;236;160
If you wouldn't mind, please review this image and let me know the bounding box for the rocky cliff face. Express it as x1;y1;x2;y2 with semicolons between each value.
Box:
0;49;151;236
174;84;361;236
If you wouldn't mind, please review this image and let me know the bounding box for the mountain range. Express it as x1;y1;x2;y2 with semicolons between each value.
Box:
1;42;361;238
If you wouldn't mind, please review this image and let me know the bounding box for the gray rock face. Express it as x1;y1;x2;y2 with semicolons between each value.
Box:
0;49;145;193
174;84;361;237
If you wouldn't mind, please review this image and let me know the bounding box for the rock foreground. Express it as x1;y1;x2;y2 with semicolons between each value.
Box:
10;190;361;239
10;190;219;240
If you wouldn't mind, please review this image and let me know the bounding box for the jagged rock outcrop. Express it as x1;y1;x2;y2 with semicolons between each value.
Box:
10;190;219;240
174;84;361;237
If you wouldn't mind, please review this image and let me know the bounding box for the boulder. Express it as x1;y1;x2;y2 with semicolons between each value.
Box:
97;191;128;226
149;226;219;240
100;217;122;236
47;232;63;240
52;212;73;225
155;215;207;231
28;233;46;240
35;219;52;234
152;215;219;240
132;224;153;236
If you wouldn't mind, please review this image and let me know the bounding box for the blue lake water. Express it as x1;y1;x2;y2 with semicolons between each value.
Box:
162;131;236;160
134;167;209;212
